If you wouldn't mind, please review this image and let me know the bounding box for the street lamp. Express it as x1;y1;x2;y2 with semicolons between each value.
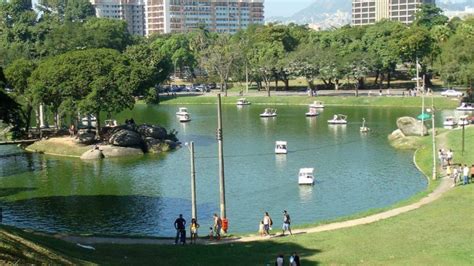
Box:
427;104;436;180
185;141;197;220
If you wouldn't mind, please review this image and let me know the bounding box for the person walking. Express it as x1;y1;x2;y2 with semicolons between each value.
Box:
463;164;470;185
282;210;292;236
174;214;186;244
289;252;300;266
213;213;222;240
263;212;273;236
190;218;200;244
275;254;284;266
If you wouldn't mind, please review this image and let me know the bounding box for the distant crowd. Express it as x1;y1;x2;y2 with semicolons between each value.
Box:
438;148;474;186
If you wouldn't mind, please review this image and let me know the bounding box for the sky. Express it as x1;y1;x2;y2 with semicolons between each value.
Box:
264;0;314;17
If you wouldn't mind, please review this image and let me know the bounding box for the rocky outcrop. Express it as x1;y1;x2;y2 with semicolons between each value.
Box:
109;129;143;148
78;132;96;145
80;149;104;160
100;145;144;158
137;124;167;140
396;117;428;136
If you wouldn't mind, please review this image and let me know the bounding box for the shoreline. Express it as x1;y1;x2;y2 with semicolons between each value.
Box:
5;131;444;243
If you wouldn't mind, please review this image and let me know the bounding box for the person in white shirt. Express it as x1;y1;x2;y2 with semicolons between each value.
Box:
463;164;470;185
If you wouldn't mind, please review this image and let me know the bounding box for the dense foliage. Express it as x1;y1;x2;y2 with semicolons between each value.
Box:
1;2;473;136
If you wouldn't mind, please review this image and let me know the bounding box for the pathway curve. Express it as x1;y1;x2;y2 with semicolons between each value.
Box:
55;132;454;246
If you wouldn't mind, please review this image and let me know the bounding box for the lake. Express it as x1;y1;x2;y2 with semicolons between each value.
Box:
0;103;434;236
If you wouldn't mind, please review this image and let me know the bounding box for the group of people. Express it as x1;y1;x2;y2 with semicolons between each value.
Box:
438;148;454;168
275;252;300;266
439;147;474;186
173;213;225;244
259;210;293;237
446;163;474;186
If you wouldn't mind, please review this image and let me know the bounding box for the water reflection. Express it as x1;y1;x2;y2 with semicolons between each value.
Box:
275;154;287;170
298;185;314;203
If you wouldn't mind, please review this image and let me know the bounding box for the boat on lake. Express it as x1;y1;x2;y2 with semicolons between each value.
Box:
309;101;325;108
305;107;319;117
275;141;288;154
105;119;118;127
298;168;315;185
328;114;347;124
236;98;251;106
360;118;370;132
458;115;469;126
81;115;97;128
176;107;189;117
443;116;457;127
260;108;277;118
456;102;474;111
179;114;191;123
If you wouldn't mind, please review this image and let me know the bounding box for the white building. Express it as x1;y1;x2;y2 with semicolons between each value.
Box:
90;0;146;35
352;0;436;26
145;0;264;36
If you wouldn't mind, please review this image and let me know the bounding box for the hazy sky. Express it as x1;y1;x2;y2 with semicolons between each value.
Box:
265;0;314;17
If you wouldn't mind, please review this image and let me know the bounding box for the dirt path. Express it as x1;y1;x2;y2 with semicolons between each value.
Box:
56;132;454;247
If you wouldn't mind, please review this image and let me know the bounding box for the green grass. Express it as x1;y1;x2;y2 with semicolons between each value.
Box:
156;95;459;109
1;127;473;265
25;139;90;157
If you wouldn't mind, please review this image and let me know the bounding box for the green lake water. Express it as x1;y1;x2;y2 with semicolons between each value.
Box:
0;104;439;236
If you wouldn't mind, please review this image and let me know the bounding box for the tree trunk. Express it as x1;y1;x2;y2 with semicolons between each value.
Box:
374;70;379;85
95;112;101;139
25;104;33;134
275;79;278;91
224;81;228;97
283;79;289;91
335;79;339;90
387;71;391;89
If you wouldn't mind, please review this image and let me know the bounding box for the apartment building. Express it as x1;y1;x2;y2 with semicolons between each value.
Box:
146;0;264;36
91;0;146;35
352;0;435;26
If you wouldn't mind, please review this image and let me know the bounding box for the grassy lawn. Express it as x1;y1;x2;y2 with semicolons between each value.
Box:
1;127;473;265
157;95;459;109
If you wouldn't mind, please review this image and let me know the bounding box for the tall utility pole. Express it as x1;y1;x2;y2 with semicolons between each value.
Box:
189;141;197;220
431;96;436;180
217;94;226;219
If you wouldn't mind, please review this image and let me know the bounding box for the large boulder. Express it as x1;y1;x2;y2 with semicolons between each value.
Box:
80;149;104;160
396;117;428;136
137;124;167;140
388;129;405;141
144;138;165;154
109;129;143;147
77;132;96;145
100;145;144;158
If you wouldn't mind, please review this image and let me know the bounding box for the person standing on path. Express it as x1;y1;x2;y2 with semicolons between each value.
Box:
263;212;273;236
470;164;474;183
282;210;292;236
213;213;222;240
463;164;470;185
174;214;186;244
190;218;199;244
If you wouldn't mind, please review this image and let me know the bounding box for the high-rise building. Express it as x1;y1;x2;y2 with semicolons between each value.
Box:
90;0;146;36
352;0;435;26
145;0;264;36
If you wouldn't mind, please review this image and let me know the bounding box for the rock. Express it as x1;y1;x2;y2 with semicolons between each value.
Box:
109;129;143;147
77;132;96;145
396;117;428;136
164;140;178;150
137;124;167;140
100;145;144;158
80;149;104;160
388;129;405;141
144;138;164;153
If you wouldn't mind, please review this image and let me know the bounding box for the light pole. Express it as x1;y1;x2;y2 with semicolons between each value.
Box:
216;94;226;220
185;141;197;220
428;94;436;180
